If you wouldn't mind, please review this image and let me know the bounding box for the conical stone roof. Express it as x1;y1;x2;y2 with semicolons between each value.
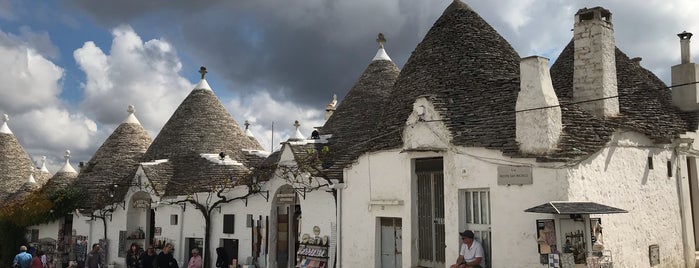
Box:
536;40;697;161
0;115;35;201
77;107;152;209
373;0;521;152
42;151;78;193
143;76;263;164
321;37;400;180
141;69;264;196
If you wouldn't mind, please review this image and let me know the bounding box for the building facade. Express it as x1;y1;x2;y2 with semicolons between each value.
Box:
2;1;699;268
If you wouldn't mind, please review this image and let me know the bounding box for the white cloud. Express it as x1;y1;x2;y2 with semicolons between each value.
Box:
225;91;325;152
0;32;62;113
75;25;192;134
0;27;98;171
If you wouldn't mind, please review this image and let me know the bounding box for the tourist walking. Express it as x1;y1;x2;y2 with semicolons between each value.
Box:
13;246;32;268
85;244;103;268
126;243;141;268
140;245;157;268
155;243;178;268
30;251;43;268
215;247;230;268
187;248;202;268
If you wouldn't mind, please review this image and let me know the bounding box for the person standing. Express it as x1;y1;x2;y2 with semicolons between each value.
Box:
450;230;486;268
140;246;157;268
30;251;43;268
126;243;141;268
155;243;178;268
187;248;202;268
85;244;103;268
215;247;230;268
13;246;32;268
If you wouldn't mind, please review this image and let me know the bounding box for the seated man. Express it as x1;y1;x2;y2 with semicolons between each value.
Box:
450;230;485;268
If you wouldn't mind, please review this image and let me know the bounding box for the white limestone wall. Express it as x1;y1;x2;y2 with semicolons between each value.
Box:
445;147;566;267
567;131;689;267
34;220;60;241
340;149;420;267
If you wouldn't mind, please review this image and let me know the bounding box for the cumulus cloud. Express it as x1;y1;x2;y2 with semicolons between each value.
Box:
0;27;98;170
74;25;193;134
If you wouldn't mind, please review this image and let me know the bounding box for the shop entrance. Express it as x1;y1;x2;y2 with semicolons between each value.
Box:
126;191;152;250
273;185;300;268
460;189;491;268
416;157;445;267
379;217;402;268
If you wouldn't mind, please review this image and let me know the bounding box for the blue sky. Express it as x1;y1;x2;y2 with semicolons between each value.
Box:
0;0;698;171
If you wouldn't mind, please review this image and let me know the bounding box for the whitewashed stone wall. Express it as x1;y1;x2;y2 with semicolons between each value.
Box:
340;124;694;267
567;131;693;267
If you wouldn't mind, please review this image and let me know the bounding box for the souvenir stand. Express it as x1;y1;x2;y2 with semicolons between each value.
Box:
295;228;329;268
525;201;627;268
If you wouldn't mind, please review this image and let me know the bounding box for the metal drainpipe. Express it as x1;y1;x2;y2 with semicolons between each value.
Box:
674;147;692;268
333;181;347;268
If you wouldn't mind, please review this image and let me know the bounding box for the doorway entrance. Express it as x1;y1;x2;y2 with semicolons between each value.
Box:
416;158;445;267
273;185;301;268
380;217;402;268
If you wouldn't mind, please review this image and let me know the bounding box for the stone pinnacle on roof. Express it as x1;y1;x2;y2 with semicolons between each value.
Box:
26;166;36;185
39;156;49;173
58;150;77;173
244;120;255;138
0;114;12;134
122;105;142;125
372;33;392;61
326;94;338;110
193;66;212;91
292;120;305;140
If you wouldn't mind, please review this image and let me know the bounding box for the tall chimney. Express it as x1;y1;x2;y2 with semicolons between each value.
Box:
573;7;619;118
671;31;699;111
680;31;693;64
516;56;562;154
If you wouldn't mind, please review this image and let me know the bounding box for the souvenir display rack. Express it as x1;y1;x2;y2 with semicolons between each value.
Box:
296;243;328;268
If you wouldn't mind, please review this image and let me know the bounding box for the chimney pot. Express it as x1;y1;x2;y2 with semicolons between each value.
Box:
678;31;693;64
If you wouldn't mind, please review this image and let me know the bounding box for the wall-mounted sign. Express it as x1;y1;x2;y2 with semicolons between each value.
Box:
133;199;150;208
497;165;533;185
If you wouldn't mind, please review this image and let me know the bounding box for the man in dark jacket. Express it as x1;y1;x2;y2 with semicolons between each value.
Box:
155;243;178;268
86;244;103;268
140;246;157;268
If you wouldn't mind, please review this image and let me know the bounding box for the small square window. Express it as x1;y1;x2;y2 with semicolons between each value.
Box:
171;214;178;225
223;214;235;234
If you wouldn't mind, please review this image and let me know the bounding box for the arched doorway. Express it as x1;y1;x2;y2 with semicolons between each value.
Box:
126;191;153;250
270;185;301;268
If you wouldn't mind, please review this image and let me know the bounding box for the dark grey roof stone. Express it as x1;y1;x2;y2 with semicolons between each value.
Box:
76;122;152;209
524;201;627;214
321;59;400;180
0;133;34;201
143;155;250;196
42;170;78;194
372;0;521;152
143;88;264;164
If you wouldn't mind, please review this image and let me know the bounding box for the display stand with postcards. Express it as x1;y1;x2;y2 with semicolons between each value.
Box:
296;228;329;268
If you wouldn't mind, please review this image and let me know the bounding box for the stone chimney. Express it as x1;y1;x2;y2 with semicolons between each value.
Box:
573;7;619;117
671;31;699;111
516;56;562;154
